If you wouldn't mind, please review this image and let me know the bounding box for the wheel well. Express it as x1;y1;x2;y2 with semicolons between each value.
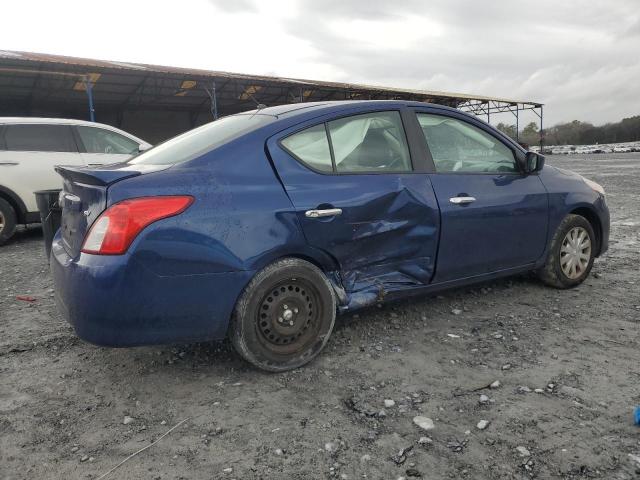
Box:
570;207;602;256
0;190;26;224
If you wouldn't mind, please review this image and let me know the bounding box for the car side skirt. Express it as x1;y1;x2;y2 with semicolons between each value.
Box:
338;263;537;312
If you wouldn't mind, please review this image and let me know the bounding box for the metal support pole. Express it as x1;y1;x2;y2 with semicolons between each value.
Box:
486;102;490;124
300;87;304;102
85;76;95;122
212;81;218;120
539;105;543;151
516;108;519;141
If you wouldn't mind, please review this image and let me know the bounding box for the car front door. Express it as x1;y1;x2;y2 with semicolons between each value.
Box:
0;123;82;213
267;108;440;304
413;109;548;283
74;125;141;166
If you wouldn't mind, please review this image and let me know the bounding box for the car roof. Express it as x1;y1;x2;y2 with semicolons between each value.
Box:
0;117;117;128
239;100;460;119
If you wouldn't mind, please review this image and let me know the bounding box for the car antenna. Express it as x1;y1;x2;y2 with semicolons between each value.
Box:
249;103;268;119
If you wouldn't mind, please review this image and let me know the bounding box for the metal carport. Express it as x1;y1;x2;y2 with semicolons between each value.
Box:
0;50;543;145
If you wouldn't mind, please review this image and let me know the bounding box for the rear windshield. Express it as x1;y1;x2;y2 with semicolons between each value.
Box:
128;114;274;166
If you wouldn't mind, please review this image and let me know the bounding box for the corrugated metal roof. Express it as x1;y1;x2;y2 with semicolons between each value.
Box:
0;50;540;107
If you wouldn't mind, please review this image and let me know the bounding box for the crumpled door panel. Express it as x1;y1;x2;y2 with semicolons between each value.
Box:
268;137;440;311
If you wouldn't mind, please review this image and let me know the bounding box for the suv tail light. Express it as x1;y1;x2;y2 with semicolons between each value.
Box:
81;196;193;255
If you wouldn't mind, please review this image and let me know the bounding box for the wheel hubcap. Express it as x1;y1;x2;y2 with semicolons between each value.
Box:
560;226;591;279
0;211;4;233
257;280;320;353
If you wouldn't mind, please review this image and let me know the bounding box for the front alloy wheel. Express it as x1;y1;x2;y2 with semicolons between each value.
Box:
538;214;596;288
559;226;592;279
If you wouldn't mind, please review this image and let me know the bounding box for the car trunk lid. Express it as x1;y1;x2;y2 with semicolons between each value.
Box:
56;163;169;257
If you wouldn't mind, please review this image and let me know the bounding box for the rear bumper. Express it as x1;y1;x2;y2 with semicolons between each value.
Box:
50;231;253;347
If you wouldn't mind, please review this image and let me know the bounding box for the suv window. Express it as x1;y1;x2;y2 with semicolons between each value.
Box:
1;124;77;152
417;113;518;173
76;126;139;154
281;111;412;174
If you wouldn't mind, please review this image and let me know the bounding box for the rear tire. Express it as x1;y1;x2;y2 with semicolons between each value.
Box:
0;198;17;245
537;214;596;289
230;258;336;372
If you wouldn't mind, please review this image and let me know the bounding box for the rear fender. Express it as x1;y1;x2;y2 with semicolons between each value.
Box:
107;141;311;279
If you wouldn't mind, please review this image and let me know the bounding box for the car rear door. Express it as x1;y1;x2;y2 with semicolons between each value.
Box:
267;108;440;303
412;108;548;282
0;123;82;212
74;125;141;166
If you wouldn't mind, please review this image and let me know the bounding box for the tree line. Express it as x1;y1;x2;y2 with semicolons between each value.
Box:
495;115;640;146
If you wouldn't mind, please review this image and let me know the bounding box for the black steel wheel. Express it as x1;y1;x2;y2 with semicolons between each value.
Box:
230;258;336;372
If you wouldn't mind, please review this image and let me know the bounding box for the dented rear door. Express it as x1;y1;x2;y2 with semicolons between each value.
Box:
267;108;440;303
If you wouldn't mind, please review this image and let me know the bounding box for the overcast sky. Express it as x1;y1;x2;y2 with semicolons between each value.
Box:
1;0;639;126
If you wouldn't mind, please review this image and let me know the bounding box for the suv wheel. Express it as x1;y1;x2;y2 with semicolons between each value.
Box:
0;198;17;245
537;214;596;288
230;258;336;372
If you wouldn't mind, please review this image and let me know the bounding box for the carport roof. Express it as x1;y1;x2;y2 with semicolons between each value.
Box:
0;50;542;117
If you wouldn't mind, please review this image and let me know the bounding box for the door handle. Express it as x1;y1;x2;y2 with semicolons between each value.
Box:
0;162;18;166
305;208;343;218
449;196;476;205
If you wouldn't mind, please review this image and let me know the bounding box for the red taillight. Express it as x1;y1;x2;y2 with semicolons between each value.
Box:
81;196;193;255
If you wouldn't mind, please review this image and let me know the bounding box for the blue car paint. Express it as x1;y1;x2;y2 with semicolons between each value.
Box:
266;113;441;308
50;100;610;347
537;165;609;256
428;173;549;282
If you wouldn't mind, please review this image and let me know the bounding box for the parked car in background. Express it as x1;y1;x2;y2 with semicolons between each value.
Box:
51;101;609;372
0;118;150;244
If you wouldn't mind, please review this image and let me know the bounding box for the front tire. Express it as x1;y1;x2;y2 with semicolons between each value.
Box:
537;214;596;289
230;258;336;372
0;198;17;245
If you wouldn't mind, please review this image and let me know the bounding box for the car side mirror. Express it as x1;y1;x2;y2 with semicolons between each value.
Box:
525;151;545;173
138;144;151;153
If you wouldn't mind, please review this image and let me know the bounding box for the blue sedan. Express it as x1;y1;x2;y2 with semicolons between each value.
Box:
51;101;609;371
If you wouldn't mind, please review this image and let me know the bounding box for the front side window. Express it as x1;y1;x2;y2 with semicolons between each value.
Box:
77;126;139;155
2;124;76;152
417;113;518;173
281;111;412;174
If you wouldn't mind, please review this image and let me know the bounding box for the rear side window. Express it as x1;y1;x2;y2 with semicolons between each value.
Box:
280;124;332;172
129;114;273;165
281;111;412;174
329;111;411;173
76;126;139;154
1;124;77;152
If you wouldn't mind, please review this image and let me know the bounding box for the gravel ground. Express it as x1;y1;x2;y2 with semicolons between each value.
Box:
1;153;639;480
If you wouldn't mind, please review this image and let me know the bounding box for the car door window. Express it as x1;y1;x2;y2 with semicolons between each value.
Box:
329;111;411;173
281;111;412;174
2;124;77;152
280;124;333;172
417;113;518;173
76;126;139;155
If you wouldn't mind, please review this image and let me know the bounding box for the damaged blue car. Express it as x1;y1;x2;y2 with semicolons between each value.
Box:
51;101;609;371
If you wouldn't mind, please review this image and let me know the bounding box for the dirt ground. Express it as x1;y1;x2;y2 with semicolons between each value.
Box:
1;153;639;480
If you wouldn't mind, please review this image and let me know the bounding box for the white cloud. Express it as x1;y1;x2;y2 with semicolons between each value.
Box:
0;0;638;125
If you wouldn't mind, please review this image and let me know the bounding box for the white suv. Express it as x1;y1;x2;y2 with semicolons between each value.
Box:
0;117;151;244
